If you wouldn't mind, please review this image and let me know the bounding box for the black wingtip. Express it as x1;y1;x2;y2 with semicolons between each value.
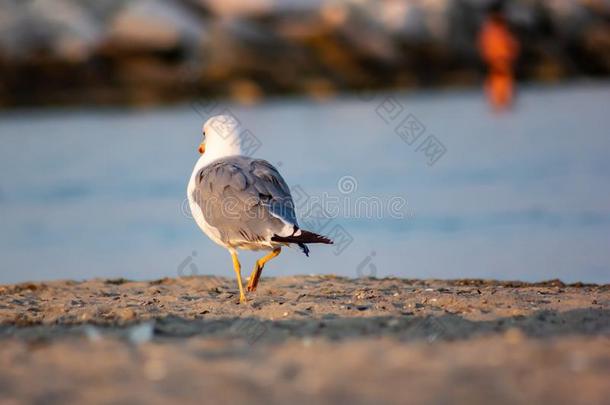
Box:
272;230;331;257
298;243;310;257
271;230;333;245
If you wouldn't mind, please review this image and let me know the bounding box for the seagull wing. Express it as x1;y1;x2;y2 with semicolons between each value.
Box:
191;156;298;247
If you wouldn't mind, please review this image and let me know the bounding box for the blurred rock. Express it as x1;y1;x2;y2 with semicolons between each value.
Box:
105;0;205;53
0;0;102;61
200;0;273;17
0;0;607;106
583;23;610;73
228;79;264;105
302;77;336;101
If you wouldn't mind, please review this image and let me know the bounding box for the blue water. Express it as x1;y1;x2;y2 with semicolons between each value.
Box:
1;82;609;284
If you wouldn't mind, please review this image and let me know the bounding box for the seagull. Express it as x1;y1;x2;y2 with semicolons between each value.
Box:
187;115;333;303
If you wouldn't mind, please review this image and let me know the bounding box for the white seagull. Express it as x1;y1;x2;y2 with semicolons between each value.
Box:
187;115;332;303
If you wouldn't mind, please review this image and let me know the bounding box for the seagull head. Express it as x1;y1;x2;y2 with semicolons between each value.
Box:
198;114;243;159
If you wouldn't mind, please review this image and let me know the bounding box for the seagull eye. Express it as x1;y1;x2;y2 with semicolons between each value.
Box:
202;131;206;141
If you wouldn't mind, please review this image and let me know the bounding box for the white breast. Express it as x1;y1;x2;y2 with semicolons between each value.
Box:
187;168;226;248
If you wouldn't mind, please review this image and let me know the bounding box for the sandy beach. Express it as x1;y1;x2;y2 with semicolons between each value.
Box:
0;275;608;404
2;1;609;404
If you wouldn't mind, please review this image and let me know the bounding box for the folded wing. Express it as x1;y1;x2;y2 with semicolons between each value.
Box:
191;156;298;247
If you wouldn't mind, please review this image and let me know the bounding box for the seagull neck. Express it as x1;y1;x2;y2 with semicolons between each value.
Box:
195;145;243;171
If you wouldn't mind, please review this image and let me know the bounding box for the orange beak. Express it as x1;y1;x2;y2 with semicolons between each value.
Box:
198;142;206;154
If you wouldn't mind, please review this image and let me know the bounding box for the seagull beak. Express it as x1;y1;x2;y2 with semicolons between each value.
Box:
198;142;206;154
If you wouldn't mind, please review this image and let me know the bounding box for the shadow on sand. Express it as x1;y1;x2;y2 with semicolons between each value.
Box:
2;308;608;345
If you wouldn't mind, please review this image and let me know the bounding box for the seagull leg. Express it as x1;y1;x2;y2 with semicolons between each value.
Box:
229;250;247;303
247;248;281;292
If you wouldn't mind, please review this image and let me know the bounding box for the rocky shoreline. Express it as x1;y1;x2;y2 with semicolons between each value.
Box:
1;0;609;107
0;276;608;404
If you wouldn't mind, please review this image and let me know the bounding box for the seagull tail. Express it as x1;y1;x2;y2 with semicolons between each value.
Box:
271;230;333;257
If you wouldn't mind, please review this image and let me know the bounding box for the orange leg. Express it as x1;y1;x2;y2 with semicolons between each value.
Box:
247;248;281;292
229;250;246;303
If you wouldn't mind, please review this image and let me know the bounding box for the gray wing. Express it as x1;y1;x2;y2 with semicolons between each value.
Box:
191;156;298;246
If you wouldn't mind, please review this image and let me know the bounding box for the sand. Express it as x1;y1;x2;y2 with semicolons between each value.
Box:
0;276;608;404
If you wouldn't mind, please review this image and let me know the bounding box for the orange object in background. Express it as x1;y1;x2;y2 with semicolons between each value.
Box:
478;11;520;110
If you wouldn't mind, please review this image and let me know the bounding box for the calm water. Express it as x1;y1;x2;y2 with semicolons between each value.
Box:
1;82;609;284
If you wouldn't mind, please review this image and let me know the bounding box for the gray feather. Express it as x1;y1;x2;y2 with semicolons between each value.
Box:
191;156;298;246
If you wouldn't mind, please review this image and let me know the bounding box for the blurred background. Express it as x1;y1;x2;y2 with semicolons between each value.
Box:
0;0;609;284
